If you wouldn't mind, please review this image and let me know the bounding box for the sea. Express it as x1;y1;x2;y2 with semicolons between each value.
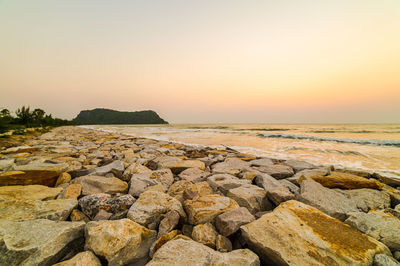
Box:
83;124;400;176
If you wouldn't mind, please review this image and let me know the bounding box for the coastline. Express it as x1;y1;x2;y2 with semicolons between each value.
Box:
0;125;399;265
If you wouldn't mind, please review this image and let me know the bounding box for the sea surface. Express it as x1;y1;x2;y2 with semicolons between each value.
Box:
84;124;400;175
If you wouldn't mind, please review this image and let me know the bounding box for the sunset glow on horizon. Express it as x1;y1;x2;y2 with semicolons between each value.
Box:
1;0;400;123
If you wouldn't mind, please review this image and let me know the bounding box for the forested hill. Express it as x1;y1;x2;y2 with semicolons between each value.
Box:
74;108;168;124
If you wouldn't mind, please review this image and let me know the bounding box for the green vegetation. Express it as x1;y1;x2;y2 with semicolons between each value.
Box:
74;108;168;125
0;106;75;134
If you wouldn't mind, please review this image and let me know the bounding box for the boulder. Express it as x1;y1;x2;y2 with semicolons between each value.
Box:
240;200;391;265
301;171;384;190
1;145;39;154
0;219;85;266
227;185;273;214
184;194;240;225
298;179;363;221
129;169;174;197
343;188;391;210
0;199;77;221
345;211;400;252
87;160;124;178
283;159;315;172
254;173;283;190
54;251;101;266
0;185;62;200
249;158;274;167
215;207;255;237
211;158;250;175
255;164;294;179
147;236;260;266
57;184;82;200
70;209;90;223
127;190;186;227
157;210;180;237
79;193;135;219
266;186;295;205
55;172;71;187
191;223;218;248
207;174;251;194
178;167;209;182
149;230;181;258
0;158;15;170
375;172;400;187
373;254;399;266
287;167;330;185
152;156;182;169
0;170;61;187
71;175;128;196
167;160;205;174
122;162;150;181
278;179;300;194
168;180;213;203
85;219;157;266
216;234;232;252
12;161;69;173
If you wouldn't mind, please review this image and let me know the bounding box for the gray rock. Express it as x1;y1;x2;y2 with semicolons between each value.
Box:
211;158;250;175
13;161;69;173
249;158;274;167
255;164;294;179
0;219;85;266
283;159;315;172
345;211;400;252
227;185;273;214
207;174;251;194
373;254;399;266
286;168;330;185
0;199;77;221
88;160;124;178
79;193;135;219
215;207;255;236
297;179;362;221
179;167;209;182
71;175;128;196
342;188;391;210
157;210;180;238
129;169;174;197
278;179;300;194
254;173;283;191
266;186;295;205
216;234;233;252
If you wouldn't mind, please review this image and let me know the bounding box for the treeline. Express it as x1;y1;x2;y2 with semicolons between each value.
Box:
0;106;76;133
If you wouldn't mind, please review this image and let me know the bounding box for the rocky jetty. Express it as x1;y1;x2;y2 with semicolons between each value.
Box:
0;126;399;265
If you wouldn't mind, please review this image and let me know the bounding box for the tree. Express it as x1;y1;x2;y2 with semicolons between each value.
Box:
15;106;33;125
32;108;45;125
0;108;10;117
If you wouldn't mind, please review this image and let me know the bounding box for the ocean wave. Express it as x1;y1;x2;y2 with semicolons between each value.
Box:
257;133;400;147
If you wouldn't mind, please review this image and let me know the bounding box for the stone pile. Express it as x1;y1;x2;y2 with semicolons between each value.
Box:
0;126;399;265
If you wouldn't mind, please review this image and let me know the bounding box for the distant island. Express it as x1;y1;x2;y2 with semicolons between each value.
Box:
74;108;168;125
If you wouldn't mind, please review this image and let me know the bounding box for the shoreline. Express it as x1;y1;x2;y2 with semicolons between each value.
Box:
0;125;399;265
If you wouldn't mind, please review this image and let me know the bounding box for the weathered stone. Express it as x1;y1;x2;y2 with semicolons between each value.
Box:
70;209;90;223
266;186;295;205
168;159;205;174
241;200;391;265
178;167;209;182
254;173;283;190
249;158;274;167
93;209;113;221
153;156;182;169
215;207;255;236
240;171;259;181
0;158;14;170
85;219;157;266
72;175;128;196
283;159;315;172
227;185;273;214
13;161;69;173
183;181;213;201
184;194;240;225
88;160;124;178
79;193;135;219
298;179;363;221
149;230;181;258
54;251;101;266
216;234;232;252
1;145;39;154
211;158;250;175
0;219;85;266
57;184;82;200
375;172;400;187
343;188;391;210
373;254;399;266
122;162;150;181
301;171;384;190
0;170;61;187
157;210;180;237
287;167;330;185
55;172;71;187
345;211;400;252
127;190;186;227
0;199;77;221
147;236;260;266
129;169;173;197
279;179;300;194
0;185;62;200
192;223;218;248
207;174;251;194
255;164;294;179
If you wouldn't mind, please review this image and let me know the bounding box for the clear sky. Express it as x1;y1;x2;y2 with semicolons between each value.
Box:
1;0;399;123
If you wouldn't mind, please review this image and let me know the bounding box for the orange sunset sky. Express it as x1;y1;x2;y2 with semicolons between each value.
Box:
1;0;400;123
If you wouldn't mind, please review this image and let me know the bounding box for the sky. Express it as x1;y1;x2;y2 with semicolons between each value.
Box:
1;0;400;123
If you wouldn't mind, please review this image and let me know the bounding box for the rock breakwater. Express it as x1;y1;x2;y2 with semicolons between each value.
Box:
0;126;399;265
